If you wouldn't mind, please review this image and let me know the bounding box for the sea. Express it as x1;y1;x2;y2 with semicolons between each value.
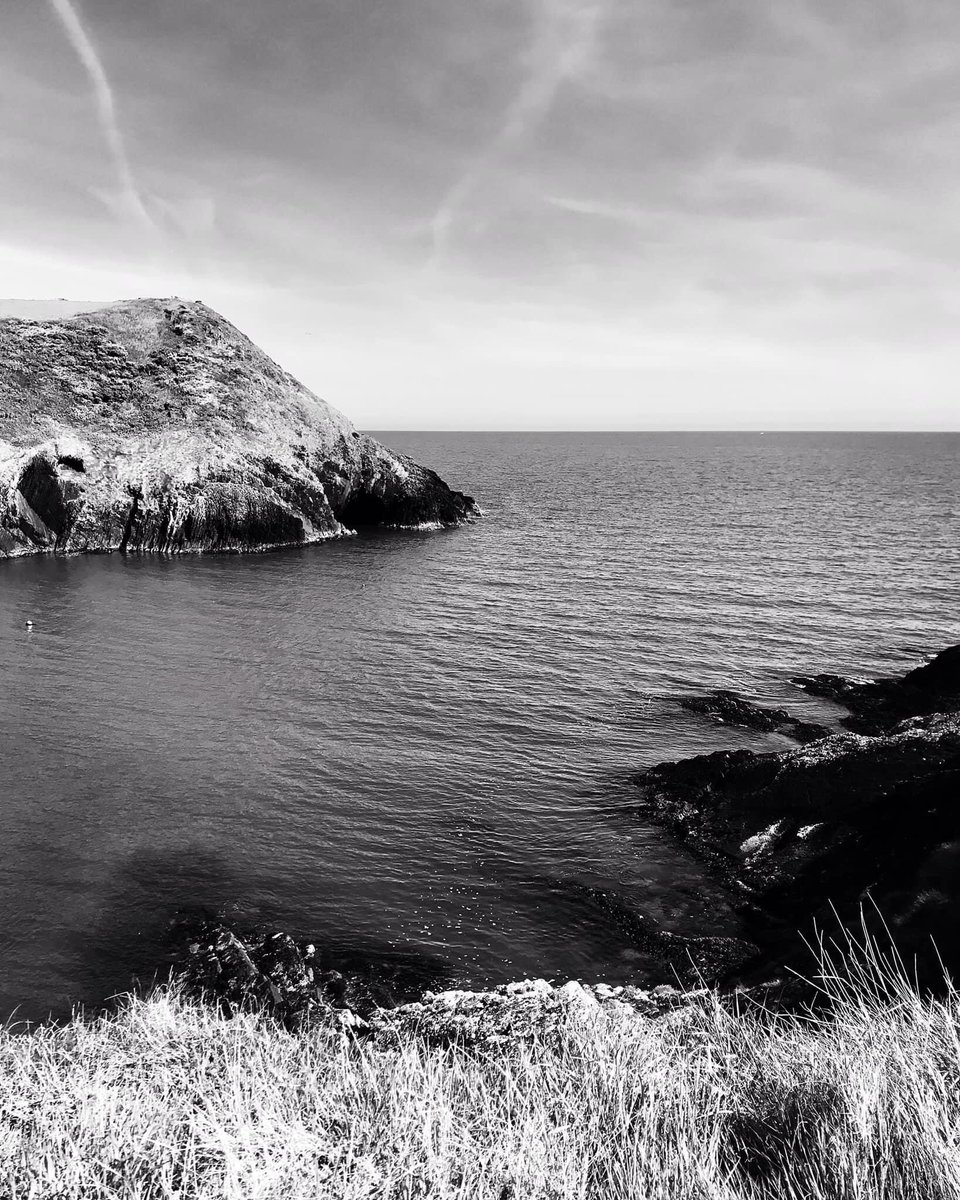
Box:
1;432;957;1022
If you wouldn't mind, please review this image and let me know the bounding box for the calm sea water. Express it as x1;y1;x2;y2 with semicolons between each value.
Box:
1;433;957;1021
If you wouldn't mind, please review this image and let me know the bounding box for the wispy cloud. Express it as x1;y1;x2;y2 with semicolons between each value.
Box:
47;0;156;232
427;0;607;268
3;0;957;427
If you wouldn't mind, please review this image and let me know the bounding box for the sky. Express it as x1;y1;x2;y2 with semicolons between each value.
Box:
1;0;959;429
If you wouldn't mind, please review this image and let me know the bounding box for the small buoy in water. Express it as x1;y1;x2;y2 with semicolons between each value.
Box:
24;620;33;629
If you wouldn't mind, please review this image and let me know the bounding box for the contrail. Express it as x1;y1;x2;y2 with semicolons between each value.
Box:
428;0;606;268
48;0;155;231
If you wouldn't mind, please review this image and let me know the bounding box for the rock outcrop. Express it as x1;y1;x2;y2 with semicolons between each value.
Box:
793;644;960;734
636;646;960;986
373;978;707;1046
0;299;478;556
680;690;832;743
170;918;709;1044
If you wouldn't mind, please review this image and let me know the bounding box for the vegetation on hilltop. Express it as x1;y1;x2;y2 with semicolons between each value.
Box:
0;299;478;555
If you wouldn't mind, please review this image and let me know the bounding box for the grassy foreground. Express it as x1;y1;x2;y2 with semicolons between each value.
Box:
2;938;960;1199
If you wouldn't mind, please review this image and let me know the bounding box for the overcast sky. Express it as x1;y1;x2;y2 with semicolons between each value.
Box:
2;0;958;428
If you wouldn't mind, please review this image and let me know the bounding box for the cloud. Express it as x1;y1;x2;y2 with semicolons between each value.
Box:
47;0;156;233
427;0;607;268
151;193;217;240
3;0;956;428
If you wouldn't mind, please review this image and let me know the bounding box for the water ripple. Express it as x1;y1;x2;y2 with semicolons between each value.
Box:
0;432;957;1019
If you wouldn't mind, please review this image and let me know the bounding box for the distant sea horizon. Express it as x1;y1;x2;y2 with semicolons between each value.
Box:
365;428;960;436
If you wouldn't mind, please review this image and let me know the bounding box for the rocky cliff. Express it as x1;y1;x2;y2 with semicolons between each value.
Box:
0;299;478;556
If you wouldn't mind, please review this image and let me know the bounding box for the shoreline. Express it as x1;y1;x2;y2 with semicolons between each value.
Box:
1;640;956;1034
135;640;960;1040
3;641;958;1193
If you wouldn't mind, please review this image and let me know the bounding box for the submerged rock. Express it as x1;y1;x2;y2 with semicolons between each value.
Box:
545;879;758;986
680;690;832;743
0;299;478;556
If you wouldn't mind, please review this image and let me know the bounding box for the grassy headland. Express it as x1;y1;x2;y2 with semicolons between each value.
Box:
0;299;478;557
3;934;960;1199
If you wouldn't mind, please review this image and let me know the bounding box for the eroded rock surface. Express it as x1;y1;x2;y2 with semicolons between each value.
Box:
0;299;478;556
171;917;457;1030
371;977;707;1046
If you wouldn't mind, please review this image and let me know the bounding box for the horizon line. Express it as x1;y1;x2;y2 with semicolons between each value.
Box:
365;427;959;434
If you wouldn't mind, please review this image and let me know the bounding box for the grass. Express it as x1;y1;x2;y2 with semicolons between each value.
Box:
2;930;960;1199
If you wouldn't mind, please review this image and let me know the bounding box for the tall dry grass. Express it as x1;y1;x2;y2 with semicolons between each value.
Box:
2;930;960;1199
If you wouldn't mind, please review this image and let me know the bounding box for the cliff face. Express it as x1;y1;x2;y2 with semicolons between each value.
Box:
0;299;478;556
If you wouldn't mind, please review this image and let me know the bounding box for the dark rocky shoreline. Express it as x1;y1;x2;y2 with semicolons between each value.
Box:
168;916;717;1045
167;642;960;1036
792;644;960;734
640;643;960;988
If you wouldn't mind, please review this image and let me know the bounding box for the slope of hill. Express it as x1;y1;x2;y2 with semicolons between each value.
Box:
0;299;478;556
